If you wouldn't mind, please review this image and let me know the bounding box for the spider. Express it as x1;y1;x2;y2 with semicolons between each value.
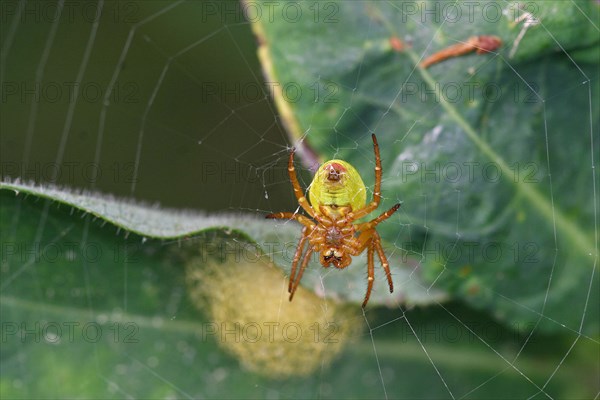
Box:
266;134;401;307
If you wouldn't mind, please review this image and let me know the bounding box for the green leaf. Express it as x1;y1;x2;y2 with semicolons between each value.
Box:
1;186;596;398
0;180;442;306
247;0;599;335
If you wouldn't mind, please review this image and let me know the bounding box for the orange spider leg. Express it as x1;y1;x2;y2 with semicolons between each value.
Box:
372;230;394;294
265;212;315;228
289;245;314;301
356;203;400;301
345;134;383;221
288;149;327;224
265;212;319;293
355;203;401;232
364;243;375;308
266;211;296;219
288;226;310;293
354;229;394;307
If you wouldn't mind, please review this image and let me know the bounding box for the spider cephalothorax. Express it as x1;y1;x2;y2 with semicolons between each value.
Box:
267;134;400;307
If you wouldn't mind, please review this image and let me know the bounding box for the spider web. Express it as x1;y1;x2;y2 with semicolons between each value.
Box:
0;1;598;399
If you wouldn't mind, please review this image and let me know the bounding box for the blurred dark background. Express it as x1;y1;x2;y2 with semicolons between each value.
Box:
0;0;296;212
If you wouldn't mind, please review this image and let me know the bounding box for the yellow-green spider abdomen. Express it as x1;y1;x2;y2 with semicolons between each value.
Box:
309;159;367;214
